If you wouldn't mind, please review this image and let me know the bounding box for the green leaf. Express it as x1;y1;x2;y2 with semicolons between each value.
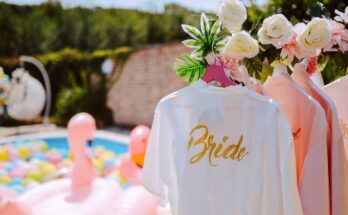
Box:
213;36;228;52
290;16;300;26
245;57;263;79
200;13;211;39
249;16;263;36
173;54;207;83
180;16;226;59
183;39;202;48
270;58;288;66
182;24;204;42
309;2;331;18
209;20;222;44
191;46;205;58
182;53;199;64
321;52;348;84
317;55;329;72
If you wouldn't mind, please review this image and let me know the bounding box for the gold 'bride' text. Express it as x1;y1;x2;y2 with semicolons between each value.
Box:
187;125;249;166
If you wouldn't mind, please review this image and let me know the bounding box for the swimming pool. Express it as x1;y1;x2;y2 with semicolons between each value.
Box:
0;130;129;151
42;137;128;154
0;131;131;193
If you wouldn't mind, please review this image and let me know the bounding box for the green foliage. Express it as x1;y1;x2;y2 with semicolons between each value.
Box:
55;71;112;125
244;57;263;80
265;0;346;22
0;47;132;126
173;54;207;83
253;1;347;84
176;13;229;83
309;2;331;18
0;2;198;57
33;47;132;110
317;55;330;73
182;13;226;59
249;15;264;36
321;52;348;84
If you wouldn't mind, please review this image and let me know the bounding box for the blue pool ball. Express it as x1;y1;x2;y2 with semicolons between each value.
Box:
33;153;46;161
104;159;116;168
9;184;24;193
9;178;23;185
59;149;69;158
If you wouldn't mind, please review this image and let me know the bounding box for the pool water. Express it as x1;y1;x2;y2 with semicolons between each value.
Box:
0;136;130;193
43;137;128;154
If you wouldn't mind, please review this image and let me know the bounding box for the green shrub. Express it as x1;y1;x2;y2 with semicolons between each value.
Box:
0;47;132;126
54;70;112;126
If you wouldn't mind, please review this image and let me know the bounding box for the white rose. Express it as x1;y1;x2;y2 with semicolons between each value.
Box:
296;18;332;54
217;0;247;32
223;31;259;60
335;7;348;23
257;14;293;48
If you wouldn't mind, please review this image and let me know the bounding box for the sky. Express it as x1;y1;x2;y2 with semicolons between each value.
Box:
1;0;224;11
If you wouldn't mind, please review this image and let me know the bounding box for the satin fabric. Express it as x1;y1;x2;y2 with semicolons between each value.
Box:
264;73;330;215
143;80;303;215
292;71;348;215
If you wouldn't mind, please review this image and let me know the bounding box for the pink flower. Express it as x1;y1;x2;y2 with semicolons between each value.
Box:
324;20;348;53
280;34;305;63
206;54;239;78
222;56;239;78
306;57;317;75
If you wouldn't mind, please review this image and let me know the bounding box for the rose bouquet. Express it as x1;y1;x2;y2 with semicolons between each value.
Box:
254;3;348;81
173;0;260;83
173;1;348;84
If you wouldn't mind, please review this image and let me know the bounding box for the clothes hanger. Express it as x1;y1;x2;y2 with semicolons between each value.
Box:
201;64;236;87
237;65;252;89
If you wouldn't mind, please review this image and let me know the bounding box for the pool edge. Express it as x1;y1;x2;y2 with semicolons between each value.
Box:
0;130;130;145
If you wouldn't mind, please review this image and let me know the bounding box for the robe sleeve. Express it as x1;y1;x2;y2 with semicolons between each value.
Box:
142;102;173;206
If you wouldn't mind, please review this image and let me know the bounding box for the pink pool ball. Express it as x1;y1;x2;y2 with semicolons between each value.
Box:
10;169;27;178
8;147;19;160
45;151;62;164
29;144;42;154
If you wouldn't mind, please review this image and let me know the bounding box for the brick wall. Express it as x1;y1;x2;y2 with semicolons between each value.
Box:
107;43;190;126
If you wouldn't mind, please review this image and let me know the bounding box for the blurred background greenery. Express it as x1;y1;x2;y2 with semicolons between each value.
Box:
0;0;346;126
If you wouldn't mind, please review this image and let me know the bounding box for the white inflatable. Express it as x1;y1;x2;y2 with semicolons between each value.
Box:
7;68;46;121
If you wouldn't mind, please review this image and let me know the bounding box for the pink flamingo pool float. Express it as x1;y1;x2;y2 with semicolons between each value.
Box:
16;113;123;215
1;113;160;215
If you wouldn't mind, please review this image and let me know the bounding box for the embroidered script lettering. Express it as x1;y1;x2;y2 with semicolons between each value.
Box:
339;119;348;139
292;128;301;141
187;125;249;166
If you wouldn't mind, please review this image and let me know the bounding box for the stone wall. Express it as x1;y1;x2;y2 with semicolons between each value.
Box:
107;43;189;126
